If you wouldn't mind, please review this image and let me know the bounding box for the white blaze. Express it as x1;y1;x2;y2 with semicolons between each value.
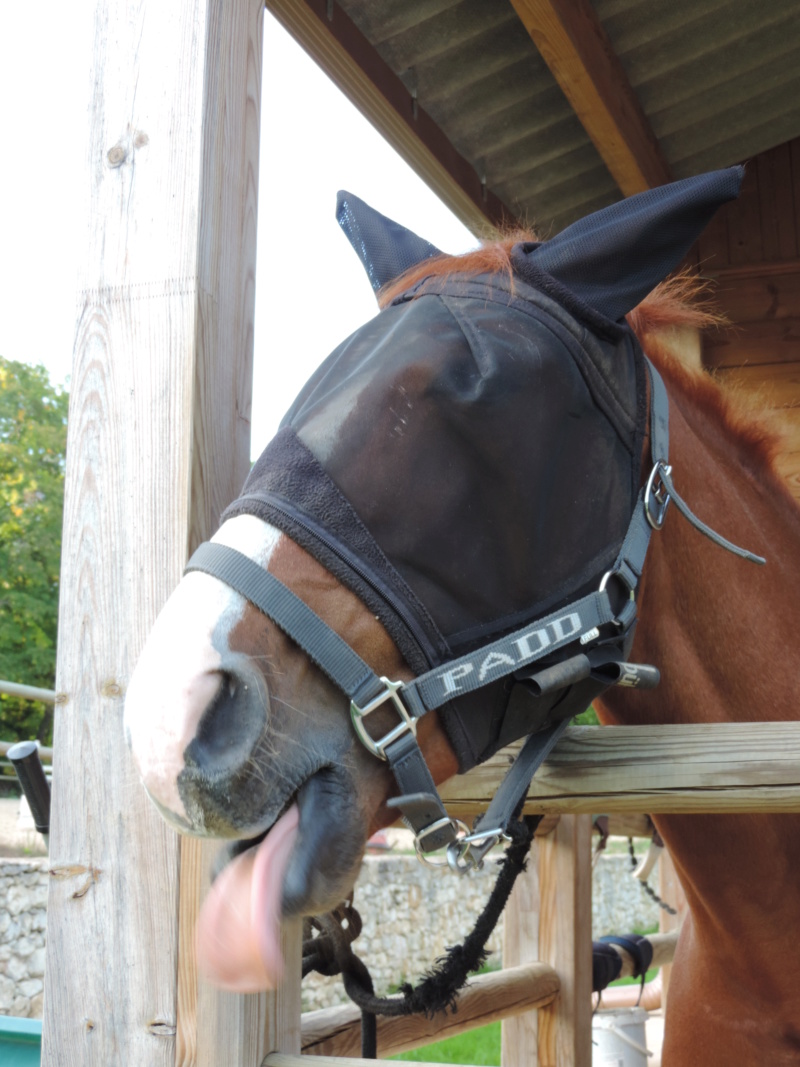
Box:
125;516;283;823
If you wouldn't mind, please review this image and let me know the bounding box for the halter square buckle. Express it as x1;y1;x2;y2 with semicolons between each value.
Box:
350;677;416;760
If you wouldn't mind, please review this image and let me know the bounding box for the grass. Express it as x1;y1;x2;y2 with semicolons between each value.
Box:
391;1021;501;1065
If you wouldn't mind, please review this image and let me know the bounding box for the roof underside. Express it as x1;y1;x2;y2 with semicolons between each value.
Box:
335;0;800;233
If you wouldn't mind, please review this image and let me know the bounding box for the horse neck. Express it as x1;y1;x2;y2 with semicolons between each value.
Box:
597;361;800;958
603;358;800;728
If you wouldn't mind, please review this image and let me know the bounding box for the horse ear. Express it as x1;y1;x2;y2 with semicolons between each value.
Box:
336;190;442;296
523;167;744;322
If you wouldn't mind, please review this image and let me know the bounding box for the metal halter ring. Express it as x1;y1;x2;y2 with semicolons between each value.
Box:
414;818;470;869
644;461;672;531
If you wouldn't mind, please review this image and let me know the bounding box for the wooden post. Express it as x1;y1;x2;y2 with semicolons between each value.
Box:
501;824;544;1065
536;815;593;1067
40;1;302;1063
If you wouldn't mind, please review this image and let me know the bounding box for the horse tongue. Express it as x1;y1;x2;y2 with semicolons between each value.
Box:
196;804;300;992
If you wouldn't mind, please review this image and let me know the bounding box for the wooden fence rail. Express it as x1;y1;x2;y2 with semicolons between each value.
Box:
300;962;560;1059
443;723;800;814
299;929;678;1060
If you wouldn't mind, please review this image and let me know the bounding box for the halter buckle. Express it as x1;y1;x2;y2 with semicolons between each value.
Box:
350;677;416;760
644;461;672;530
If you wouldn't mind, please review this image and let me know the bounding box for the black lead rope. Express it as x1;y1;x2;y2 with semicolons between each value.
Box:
303;815;540;1059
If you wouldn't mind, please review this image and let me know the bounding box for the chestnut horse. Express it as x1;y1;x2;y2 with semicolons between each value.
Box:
125;171;800;1066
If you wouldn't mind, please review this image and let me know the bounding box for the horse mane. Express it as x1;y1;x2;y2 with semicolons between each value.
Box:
378;235;787;477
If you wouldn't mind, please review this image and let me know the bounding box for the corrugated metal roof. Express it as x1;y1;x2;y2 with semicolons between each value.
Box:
337;0;800;232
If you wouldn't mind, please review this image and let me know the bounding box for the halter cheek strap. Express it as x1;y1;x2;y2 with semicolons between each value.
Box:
185;359;765;873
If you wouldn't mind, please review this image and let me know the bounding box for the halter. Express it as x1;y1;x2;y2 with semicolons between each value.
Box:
186;358;764;874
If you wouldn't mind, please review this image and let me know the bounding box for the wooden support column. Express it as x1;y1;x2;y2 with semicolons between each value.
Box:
41;1;302;1064
501;824;544;1065
537;814;593;1067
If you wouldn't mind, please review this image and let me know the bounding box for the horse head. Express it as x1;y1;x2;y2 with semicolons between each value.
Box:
124;169;743;992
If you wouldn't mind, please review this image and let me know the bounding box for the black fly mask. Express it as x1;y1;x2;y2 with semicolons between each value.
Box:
189;167;749;870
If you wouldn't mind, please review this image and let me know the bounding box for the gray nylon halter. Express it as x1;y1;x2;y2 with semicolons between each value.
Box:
186;358;764;873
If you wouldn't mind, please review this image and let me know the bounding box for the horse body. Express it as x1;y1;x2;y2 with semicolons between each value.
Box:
598;349;800;1065
124;171;800;1065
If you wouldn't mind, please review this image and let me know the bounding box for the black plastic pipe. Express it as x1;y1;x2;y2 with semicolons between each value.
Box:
7;740;51;842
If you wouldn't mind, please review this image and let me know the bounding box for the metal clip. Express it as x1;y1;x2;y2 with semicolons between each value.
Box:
644;461;672;530
446;826;511;875
414;818;469;869
350;678;416;760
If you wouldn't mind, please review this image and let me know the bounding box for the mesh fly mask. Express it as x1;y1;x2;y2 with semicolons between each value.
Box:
186;167;763;873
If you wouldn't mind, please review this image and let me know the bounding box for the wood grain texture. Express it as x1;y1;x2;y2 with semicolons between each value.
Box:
537;815;592;1067
439;724;800;815
508;0;670;195
694;136;800;274
715;362;800;408
501;840;541;1065
300;962;559;1058
705;317;800;369
41;1;269;1064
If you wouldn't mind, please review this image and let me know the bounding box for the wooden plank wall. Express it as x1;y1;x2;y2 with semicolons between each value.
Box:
690;137;800;499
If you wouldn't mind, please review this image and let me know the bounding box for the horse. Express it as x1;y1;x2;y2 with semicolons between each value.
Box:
124;168;800;1066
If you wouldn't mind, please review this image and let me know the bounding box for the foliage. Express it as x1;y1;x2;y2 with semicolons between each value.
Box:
573;705;599;726
0;358;68;744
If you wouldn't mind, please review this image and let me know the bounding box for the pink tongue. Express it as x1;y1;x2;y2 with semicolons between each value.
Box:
196;804;300;992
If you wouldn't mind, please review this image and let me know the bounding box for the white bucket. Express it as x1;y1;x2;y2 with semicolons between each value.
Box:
592;1007;651;1067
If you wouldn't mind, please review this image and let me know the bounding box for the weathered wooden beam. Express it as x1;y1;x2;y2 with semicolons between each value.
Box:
501;837;541;1064
440;723;800;815
265;0;510;236
537;815;593;1067
509;0;671;195
41;1;302;1064
300;961;559;1059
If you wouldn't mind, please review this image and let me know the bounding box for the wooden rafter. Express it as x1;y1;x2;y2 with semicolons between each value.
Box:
510;0;671;195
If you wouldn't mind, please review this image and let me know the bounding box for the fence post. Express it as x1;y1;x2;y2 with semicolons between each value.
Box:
501;821;545;1065
537;814;593;1067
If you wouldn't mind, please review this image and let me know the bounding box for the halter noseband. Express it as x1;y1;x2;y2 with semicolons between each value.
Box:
185;358;763;874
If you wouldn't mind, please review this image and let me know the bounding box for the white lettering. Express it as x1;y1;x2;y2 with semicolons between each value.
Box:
513;628;551;660
441;663;474;695
549;613;582;643
478;651;516;682
618;669;639;688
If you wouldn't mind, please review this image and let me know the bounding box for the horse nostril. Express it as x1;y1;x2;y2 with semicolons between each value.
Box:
183;665;267;776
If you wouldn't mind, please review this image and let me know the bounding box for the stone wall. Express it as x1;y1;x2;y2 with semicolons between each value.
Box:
0;859;47;1018
0;851;660;1017
302;851;660;1011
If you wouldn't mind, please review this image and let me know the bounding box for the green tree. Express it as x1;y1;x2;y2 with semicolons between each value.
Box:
0;358;68;744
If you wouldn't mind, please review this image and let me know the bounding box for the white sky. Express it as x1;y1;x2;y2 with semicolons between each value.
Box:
0;8;475;459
